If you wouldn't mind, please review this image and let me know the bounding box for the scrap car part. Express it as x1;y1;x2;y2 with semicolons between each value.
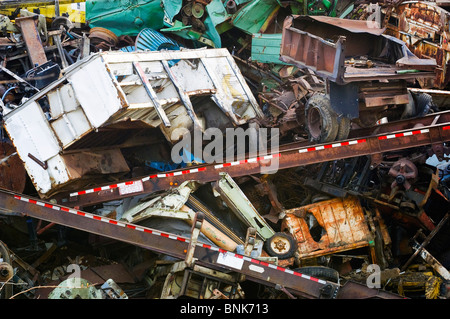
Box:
213;172;276;241
279;15;436;86
0;0;85;8
212;172;297;259
383;1;450;89
402;213;450;272
388;158;418;190
47;277;127;299
15;14;48;67
411;240;450;281
85;0;165;38
0;240;12;299
3;48;262;198
159;261;242;299
0;141;26;193
118;181;240;252
281;196;375;261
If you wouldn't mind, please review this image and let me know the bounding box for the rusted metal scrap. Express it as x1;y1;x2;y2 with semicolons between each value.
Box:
279;14;438;144
0;0;450;302
281;196;378;262
383;1;450;89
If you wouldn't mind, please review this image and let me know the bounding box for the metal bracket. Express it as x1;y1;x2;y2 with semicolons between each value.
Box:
132;61;171;127
275;284;297;299
320;284;339;299
184;212;204;267
243;227;257;256
28;153;48;170
49;29;69;69
402;212;450;271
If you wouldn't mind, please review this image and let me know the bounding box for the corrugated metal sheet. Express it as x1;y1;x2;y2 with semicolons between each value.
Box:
251;33;286;64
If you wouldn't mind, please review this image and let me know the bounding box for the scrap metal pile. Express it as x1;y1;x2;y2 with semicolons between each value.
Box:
1;0;450;300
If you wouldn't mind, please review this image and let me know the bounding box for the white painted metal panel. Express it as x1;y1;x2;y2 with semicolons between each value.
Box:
3;49;263;197
69;57;124;128
3;101;65;195
47;83;79;118
50;109;91;147
4;101;60;162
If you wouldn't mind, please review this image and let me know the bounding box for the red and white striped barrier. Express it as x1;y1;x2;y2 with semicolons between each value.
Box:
68;127;434;198
13;194;328;286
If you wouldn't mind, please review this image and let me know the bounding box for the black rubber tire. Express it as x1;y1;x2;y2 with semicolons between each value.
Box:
336;116;351;141
264;232;297;260
305;94;338;143
414;93;436;117
294;266;340;283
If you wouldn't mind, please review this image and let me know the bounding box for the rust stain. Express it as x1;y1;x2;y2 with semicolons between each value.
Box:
386;2;450;88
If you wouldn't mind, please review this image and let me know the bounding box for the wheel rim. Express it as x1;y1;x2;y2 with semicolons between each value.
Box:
270;235;291;255
307;106;322;140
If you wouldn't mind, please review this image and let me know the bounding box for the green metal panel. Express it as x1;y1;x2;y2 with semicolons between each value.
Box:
231;0;280;35
205;0;229;27
86;0;165;37
251;33;285;64
160;0;223;47
213;173;275;240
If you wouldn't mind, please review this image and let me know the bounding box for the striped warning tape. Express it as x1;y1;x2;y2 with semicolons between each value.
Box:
13;194;328;286
213;153;281;169
70;181;138;197
378;128;429;140
68;127;433;198
69;154;281;197
299;139;366;153
298;128;431;154
14;194;189;241
69;167;207;197
141;167;207;181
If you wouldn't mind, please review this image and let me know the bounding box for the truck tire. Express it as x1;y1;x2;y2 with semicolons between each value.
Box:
305;94;338;143
264;232;297;260
295;266;340;283
414;93;436;117
336;117;351;141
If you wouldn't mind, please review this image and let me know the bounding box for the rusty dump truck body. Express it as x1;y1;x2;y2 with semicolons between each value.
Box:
280;15;436;85
279;15;437;125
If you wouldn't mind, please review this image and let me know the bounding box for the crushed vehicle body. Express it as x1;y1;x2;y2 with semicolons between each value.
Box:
281;196;377;262
85;0;286;49
2;48;262;198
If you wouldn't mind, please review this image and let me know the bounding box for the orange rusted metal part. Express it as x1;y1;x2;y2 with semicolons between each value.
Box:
384;1;450;89
281;196;373;260
0;141;26;193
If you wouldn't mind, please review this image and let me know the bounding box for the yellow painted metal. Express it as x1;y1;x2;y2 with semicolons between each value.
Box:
0;1;85;23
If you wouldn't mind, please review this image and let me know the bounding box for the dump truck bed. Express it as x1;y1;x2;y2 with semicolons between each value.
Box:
280;15;437;85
